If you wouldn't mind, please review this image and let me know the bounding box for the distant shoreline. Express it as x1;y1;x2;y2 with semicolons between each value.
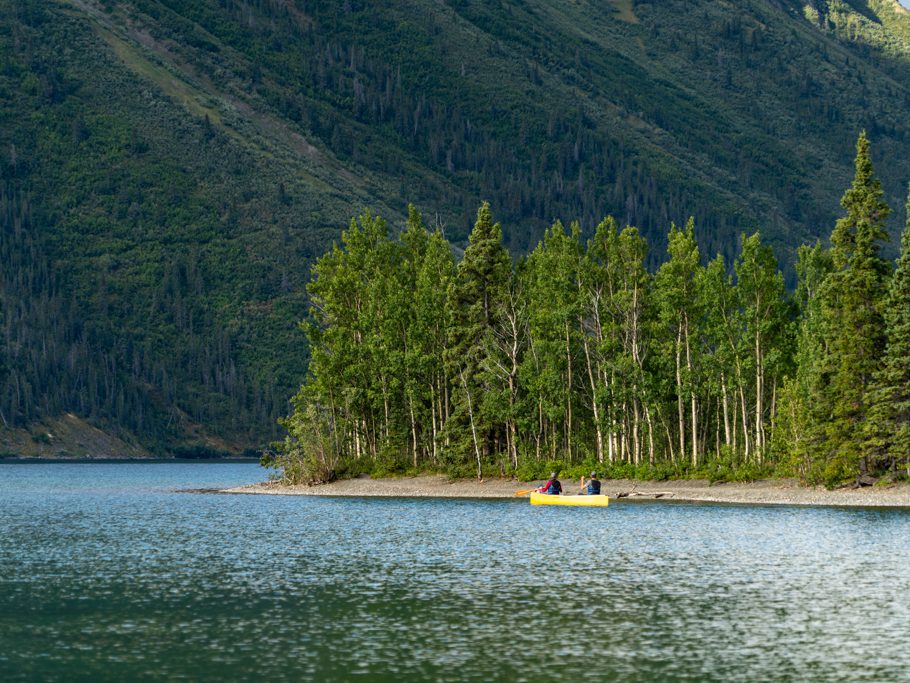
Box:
0;457;260;464
220;475;910;508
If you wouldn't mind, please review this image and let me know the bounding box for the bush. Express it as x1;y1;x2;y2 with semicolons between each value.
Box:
513;457;684;483
444;462;479;480
688;450;775;484
514;458;567;482
270;402;341;484
370;446;411;479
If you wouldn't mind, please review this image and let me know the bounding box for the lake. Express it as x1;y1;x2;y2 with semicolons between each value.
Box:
1;462;909;682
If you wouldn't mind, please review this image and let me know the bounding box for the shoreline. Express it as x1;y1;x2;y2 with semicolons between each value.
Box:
220;475;910;508
0;457;260;464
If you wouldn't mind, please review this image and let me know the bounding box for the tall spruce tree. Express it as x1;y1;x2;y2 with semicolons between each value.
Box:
446;202;511;477
816;132;891;483
865;187;910;475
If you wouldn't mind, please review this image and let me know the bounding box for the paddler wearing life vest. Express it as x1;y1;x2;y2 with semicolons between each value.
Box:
580;471;601;495
536;472;562;495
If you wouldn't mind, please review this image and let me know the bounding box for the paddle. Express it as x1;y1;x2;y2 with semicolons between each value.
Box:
513;488;535;496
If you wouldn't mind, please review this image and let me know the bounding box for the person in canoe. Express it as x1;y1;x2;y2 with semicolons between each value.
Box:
536;472;562;495
580;471;601;495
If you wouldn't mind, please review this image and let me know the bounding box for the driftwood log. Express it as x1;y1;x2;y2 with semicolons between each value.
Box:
615;490;675;499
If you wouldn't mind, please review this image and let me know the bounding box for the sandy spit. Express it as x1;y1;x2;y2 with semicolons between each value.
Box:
218;475;910;507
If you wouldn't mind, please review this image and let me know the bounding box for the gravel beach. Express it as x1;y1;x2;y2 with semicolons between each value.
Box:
221;475;910;507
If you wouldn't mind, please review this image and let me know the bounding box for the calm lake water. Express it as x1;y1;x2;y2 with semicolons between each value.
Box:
1;463;909;682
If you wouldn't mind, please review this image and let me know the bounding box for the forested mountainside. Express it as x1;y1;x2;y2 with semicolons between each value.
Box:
3;0;910;455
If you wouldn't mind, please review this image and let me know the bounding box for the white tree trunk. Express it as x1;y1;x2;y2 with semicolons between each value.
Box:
675;326;685;462
460;369;483;480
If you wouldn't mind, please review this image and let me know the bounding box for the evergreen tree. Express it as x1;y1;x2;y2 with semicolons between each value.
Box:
865;187;910;475
446;202;512;477
816;132;891;483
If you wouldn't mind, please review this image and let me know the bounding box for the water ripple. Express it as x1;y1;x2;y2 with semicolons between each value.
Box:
1;465;909;681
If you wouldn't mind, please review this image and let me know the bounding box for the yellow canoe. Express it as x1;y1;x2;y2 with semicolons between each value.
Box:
530;492;609;506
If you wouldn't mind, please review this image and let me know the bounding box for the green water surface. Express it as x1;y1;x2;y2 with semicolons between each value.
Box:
1;463;908;682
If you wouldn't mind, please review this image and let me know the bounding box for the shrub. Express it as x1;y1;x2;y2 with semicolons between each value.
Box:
270;402;341;485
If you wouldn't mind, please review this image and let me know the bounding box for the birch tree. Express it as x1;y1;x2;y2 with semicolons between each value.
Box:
654;219;703;467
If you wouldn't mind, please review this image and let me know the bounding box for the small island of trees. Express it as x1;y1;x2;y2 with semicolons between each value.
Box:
269;133;910;488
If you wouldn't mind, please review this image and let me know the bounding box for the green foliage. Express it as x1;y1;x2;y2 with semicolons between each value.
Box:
864;185;910;471
804;132;893;484
654;219;704;467
285;130;909;487
447;202;513;478
515;459;569;483
269;399;340;485
773;242;833;480
690;448;776;484
0;2;328;452
284;202;799;484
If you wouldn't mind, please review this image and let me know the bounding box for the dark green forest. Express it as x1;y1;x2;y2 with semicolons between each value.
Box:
4;0;910;454
274;134;910;487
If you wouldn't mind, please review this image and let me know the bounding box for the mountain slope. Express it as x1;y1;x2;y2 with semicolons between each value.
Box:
3;0;910;454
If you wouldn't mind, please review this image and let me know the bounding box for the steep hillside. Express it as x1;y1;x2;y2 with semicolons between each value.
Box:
3;0;910;454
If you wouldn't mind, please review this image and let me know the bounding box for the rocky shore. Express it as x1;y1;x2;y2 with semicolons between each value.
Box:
221;475;910;507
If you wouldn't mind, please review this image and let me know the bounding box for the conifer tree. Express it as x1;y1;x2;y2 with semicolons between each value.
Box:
865;187;910;475
446;202;511;477
816;132;891;483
